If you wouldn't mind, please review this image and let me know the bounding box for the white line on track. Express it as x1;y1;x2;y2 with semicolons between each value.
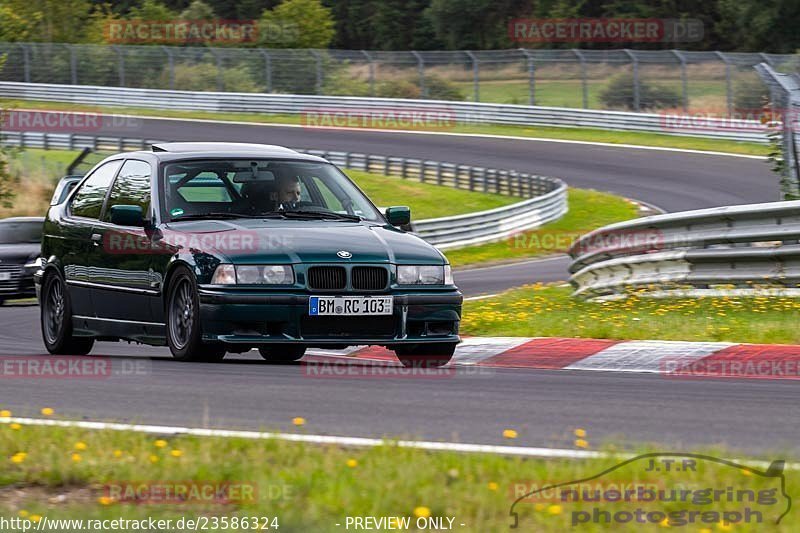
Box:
3;416;794;470
14;108;767;160
1;416;602;459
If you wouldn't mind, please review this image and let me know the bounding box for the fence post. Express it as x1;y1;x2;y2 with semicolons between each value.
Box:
573;49;588;109
623;49;640;112
209;48;224;91
310;50;323;94
68;44;78;85
671;50;688;113
465;51;479;102
112;45;125;86
520;49;535;106
161;46;175;90
18;44;31;83
260;49;272;92
412;51;425;97
716;51;733;117
361;50;375;96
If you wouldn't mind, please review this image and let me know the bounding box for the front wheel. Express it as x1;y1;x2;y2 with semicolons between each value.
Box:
40;272;94;355
394;342;456;368
258;345;306;364
166;268;226;362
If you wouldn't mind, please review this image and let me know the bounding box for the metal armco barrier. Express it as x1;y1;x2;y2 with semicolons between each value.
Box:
568;200;800;298
1;131;567;250
0;82;769;143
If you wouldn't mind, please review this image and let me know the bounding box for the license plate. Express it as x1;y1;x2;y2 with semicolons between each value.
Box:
309;296;393;316
0;272;10;281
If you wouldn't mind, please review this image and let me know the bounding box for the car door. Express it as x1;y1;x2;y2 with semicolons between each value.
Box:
63;160;123;318
90;159;158;322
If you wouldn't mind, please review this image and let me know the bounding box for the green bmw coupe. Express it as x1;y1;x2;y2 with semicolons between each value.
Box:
36;143;462;366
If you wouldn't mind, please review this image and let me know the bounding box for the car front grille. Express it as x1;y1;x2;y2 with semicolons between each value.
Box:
351;266;388;291
307;266;346;290
0;264;23;290
301;315;396;338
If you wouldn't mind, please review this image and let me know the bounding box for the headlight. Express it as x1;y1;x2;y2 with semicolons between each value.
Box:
211;264;294;285
24;257;43;272
397;265;449;285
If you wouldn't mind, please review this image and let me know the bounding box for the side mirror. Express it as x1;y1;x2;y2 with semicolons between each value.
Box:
385;206;411;227
109;205;145;227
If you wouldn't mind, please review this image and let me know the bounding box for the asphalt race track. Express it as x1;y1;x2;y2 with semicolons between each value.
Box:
1;303;798;456
1;117;795;457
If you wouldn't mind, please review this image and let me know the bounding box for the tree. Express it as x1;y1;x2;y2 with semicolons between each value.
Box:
258;0;335;48
0;0;93;42
425;0;528;49
127;0;177;20
0;56;19;209
180;0;216;20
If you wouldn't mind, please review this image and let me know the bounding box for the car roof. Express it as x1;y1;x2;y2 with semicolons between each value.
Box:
118;143;328;164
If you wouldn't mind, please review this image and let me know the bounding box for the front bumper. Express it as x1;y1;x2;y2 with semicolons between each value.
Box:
197;289;462;346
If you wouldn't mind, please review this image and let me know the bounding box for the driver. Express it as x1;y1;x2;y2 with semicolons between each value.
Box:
277;176;302;209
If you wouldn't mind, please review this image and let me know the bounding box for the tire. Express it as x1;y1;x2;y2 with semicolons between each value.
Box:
394;342;456;368
166;267;226;362
40;271;94;355
258;345;306;364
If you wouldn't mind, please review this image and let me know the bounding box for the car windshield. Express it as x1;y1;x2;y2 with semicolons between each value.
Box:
162;159;383;222
0;221;41;244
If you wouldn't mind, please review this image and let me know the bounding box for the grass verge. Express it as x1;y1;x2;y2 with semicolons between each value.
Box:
0;98;769;156
462;284;800;345
0;423;792;531
445;188;639;268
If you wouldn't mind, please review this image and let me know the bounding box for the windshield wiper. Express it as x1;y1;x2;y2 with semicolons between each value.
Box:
171;212;282;221
280;210;362;222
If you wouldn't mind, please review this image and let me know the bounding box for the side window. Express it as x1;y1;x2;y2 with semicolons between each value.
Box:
69;161;122;219
105;160;152;221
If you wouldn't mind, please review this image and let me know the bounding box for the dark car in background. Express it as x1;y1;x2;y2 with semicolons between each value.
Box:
37;143;462;366
0;217;44;304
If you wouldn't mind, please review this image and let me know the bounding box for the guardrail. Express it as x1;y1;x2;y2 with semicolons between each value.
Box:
567;200;800;298
0;82;769;143
1;131;567;250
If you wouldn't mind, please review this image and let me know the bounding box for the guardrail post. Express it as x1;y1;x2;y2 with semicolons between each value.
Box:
112;45;125;86
436;162;443;185
671;50;688;113
520;49;535;106
623;49;640;112
573;49;588;109
716;51;733;117
67;133;74;151
412;51;425;97
401;158;408;178
465;51;479;102
361;50;375;96
161;46;175;90
260;49;272;92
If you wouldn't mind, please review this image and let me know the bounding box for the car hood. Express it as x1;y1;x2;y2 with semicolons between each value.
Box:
161;220;444;264
0;243;40;265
